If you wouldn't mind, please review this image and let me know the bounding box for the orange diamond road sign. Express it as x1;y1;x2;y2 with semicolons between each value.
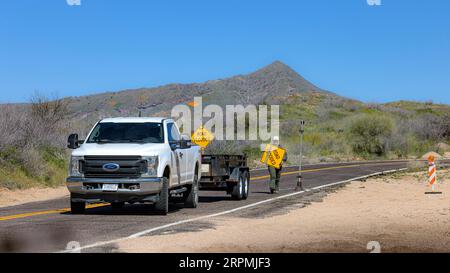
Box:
191;126;214;149
261;144;286;169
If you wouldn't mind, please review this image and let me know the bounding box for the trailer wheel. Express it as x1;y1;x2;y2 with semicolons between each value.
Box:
154;177;169;215
231;171;245;200
242;171;249;200
184;174;199;208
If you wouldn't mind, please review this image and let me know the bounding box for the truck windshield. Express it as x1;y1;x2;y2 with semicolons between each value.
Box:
87;122;164;144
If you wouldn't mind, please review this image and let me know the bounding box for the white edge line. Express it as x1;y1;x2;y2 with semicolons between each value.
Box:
59;167;408;253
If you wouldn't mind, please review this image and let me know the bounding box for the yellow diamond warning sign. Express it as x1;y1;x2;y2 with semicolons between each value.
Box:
261;144;286;169
191;126;214;149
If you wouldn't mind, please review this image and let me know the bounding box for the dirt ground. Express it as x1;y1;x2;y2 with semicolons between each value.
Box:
0;187;69;208
118;170;450;253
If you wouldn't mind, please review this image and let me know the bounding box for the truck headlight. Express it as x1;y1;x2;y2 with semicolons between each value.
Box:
69;156;83;177
142;156;159;177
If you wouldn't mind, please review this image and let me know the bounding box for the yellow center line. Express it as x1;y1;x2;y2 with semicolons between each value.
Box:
250;161;402;181
0;203;109;222
0;162;403;222
250;164;364;181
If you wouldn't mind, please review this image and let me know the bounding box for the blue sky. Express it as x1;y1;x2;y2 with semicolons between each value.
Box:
0;0;449;104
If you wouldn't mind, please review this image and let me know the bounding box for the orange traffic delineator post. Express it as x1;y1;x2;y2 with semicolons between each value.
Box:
425;155;442;194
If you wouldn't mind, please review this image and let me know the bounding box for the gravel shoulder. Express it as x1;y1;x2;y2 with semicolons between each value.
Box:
118;170;450;253
0;187;69;208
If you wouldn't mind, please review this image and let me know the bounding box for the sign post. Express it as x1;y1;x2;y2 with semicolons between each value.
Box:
295;120;305;191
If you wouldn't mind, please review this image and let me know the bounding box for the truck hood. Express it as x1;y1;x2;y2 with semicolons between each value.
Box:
71;143;167;157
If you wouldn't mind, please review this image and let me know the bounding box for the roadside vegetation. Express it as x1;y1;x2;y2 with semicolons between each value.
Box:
1;91;449;189
279;97;450;165
0;94;70;190
206;95;450;167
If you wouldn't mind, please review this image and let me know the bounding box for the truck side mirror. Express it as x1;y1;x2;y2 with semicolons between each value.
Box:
68;134;81;149
180;140;191;149
169;141;180;151
180;134;192;149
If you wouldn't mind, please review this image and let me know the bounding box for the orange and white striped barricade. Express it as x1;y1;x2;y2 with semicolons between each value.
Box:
425;155;442;194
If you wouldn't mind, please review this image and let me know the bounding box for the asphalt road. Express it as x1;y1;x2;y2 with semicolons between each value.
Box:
0;160;443;253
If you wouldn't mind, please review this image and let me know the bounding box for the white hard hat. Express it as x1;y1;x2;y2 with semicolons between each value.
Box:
272;136;279;142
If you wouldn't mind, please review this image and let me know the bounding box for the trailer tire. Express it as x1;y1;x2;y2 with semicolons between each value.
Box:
184;174;199;208
231;171;245;200
242;171;249;200
154;177;169;215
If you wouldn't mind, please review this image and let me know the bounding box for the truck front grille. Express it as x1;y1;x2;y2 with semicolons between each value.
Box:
81;156;146;179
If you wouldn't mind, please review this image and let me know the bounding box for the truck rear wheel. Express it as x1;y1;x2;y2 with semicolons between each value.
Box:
71;196;86;214
184;174;199;208
231;171;245;200
154;177;169;215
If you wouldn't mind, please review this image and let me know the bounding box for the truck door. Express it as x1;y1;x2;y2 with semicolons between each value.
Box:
181;134;195;182
167;122;186;184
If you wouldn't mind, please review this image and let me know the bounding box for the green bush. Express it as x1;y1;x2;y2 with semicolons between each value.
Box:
347;114;393;157
0;94;70;189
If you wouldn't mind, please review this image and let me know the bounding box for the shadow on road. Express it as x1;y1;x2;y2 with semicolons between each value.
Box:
60;204;182;216
60;194;242;215
198;196;235;203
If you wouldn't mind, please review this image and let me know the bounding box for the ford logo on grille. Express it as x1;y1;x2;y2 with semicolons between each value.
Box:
102;163;120;172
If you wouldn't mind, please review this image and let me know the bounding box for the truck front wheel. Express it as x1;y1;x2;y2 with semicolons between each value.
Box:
71;196;86;214
184;174;199;208
111;202;125;211
154;177;169;215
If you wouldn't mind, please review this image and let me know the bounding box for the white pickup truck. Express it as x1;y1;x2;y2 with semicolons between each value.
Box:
66;117;202;215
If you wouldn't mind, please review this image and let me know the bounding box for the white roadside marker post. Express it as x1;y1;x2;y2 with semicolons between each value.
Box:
295;120;305;191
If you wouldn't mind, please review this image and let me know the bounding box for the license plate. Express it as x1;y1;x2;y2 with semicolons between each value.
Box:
102;184;118;192
201;164;210;173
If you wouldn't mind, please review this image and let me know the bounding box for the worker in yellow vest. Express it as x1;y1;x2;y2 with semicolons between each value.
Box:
268;136;287;194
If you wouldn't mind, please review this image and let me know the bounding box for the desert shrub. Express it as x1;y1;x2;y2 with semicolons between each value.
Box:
0;105;26;149
204;140;257;155
439;114;450;140
280;120;301;136
0;93;71;188
387;130;409;158
317;133;351;156
26;93;70;147
384;106;412;117
409;113;449;141
304;132;323;146
347;114;393;157
20;146;45;177
366;103;384;111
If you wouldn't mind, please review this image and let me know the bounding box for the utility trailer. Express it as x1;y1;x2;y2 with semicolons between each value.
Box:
199;154;250;200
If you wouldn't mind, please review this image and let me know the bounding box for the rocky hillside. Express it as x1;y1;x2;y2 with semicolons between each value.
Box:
65;61;348;124
1;61;449;189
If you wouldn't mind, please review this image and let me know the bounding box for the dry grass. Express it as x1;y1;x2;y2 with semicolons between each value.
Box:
0;93;70;189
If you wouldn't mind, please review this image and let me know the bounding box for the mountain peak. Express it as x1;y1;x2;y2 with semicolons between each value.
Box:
64;60;338;118
247;61;325;95
261;60;294;72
